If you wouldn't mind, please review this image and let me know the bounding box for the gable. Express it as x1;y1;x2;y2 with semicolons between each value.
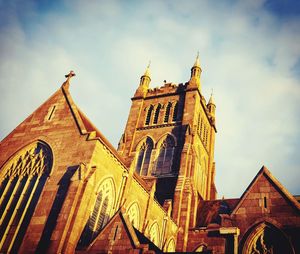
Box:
86;211;139;253
232;167;300;217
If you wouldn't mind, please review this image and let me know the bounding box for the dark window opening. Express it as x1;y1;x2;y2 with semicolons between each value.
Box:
164;102;172;123
153;104;161;124
145;105;154;125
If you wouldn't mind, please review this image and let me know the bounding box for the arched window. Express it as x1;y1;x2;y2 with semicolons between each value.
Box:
77;178;115;248
194;244;207;252
166;238;176;252
136;137;153;176
164;102;172;123
242;222;294;254
153;104;161;124
172;102;178;122
149;222;160;247
127;202;140;229
145;105;154;125
154;135;175;175
0;141;52;253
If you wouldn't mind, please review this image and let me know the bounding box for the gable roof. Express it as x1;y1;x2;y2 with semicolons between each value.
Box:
231;166;300;215
87;209;160;253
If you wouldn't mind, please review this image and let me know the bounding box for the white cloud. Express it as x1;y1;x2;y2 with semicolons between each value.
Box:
0;0;299;198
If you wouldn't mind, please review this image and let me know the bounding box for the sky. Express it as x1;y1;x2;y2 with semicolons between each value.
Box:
0;0;299;198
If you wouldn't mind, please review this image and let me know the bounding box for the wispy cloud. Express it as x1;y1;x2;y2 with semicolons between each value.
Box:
0;0;299;198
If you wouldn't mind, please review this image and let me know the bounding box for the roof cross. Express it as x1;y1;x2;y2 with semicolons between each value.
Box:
65;70;76;82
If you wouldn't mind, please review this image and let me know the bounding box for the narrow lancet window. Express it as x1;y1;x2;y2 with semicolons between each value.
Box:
145;105;154;125
153;104;161;124
164;102;172;123
172;102;178;122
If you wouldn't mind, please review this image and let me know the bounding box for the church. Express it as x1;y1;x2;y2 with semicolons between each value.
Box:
0;56;299;254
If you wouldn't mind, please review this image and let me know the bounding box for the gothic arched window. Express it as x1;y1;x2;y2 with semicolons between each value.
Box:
242;223;294;254
0;141;52;253
153;104;161;124
127;202;140;229
166;238;176;252
136;138;154;176
149;222;160;247
172;102;178;122
164;102;172;123
194;244;207;252
145;105;154;125
77;178;115;248
154;135;175;175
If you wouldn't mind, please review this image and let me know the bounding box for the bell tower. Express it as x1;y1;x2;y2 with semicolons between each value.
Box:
118;56;217;251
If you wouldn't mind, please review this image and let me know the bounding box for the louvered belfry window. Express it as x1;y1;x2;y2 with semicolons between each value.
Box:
145;105;154;125
153;104;161;124
164;102;172;123
172;102;178;122
0;141;52;253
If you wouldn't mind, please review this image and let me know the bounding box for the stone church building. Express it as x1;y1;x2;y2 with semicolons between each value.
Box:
0;57;299;253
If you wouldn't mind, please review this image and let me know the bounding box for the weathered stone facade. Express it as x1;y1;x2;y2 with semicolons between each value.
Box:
0;59;299;253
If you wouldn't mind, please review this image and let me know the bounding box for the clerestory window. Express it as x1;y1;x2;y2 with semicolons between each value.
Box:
77;178;115;248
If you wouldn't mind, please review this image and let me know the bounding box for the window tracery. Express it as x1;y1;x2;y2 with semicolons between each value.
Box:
166;238;176;252
149;222;160;247
243;223;294;254
154;135;175;175
0;141;52;253
136;137;153;176
77;178;115;248
127;202;140;229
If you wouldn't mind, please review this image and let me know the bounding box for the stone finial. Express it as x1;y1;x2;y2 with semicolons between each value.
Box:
208;89;216;105
193;51;200;68
144;61;151;77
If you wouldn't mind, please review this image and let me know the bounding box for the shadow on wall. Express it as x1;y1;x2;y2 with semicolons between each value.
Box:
35;165;78;253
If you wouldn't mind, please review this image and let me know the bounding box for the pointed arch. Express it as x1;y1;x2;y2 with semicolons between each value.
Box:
0;141;52;253
153;104;162;124
241;222;294;254
127;202;140;229
172;102;178;122
154;134;176;175
155;133;177;148
166;238;176;252
135;137;154;176
194;243;207;252
164;102;172;123
77;177;116;248
145;105;154;125
148;222;160;247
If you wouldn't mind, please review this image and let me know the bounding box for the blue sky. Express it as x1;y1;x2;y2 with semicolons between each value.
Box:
0;0;299;198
